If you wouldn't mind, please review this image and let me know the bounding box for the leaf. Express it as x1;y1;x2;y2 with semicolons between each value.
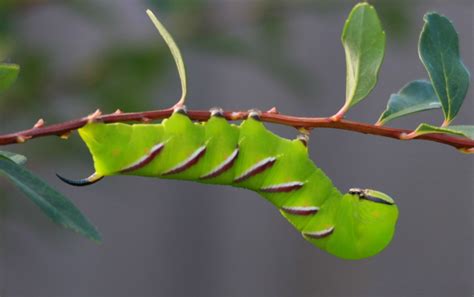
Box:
0;63;20;94
407;123;473;139
0;150;27;165
342;3;386;109
419;13;470;125
447;125;474;139
0;157;101;242
146;9;187;106
377;80;441;125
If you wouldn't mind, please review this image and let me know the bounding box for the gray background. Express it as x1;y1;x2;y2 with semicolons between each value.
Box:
0;1;473;296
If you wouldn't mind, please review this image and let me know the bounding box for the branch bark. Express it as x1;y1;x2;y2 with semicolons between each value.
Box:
0;108;472;152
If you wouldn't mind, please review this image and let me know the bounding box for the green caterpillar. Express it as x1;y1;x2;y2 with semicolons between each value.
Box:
59;108;398;260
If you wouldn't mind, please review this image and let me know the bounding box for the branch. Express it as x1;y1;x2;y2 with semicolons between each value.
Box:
0;108;473;152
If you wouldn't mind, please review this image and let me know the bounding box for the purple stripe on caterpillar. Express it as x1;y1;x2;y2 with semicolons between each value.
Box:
281;206;319;216
162;145;207;175
234;157;277;183
120;142;165;173
260;181;304;193
303;226;335;239
199;148;239;179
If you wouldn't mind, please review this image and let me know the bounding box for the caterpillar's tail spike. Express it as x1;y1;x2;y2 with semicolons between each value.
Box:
56;172;104;187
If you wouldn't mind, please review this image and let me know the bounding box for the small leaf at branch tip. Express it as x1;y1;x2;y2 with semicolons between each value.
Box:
266;107;279;114
87;109;102;123
16;135;31;143
33;118;45;129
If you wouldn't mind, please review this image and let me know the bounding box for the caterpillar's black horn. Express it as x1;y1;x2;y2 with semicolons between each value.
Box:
56;172;104;187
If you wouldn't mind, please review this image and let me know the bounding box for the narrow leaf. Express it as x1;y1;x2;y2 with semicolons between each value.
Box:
0;150;27;165
146;9;187;105
342;3;386;108
0;157;101;242
377;80;441;125
419;13;470;124
408;123;472;139
0;63;20;94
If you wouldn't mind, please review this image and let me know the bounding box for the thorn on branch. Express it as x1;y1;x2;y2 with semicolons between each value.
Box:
267;107;279;114
87;109;102;124
16;135;31;143
229;112;246;121
33;118;45;129
59;132;71;140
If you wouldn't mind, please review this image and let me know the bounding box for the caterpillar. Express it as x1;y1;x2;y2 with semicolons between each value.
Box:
59;107;398;260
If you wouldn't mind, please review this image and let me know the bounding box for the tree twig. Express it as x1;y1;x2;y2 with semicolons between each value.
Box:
0;107;472;151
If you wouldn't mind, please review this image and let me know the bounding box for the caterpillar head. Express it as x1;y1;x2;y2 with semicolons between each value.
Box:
327;189;398;259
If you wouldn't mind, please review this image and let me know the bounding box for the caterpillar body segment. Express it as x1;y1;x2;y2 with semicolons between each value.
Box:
75;111;398;260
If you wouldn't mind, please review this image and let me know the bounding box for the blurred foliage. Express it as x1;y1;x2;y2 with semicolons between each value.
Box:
0;0;414;156
76;45;171;111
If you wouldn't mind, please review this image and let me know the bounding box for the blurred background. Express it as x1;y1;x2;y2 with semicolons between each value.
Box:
0;0;472;296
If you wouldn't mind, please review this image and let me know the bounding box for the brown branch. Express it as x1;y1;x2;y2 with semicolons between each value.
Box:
0;108;473;152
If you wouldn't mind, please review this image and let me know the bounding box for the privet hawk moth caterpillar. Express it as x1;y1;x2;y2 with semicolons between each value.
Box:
59;108;398;260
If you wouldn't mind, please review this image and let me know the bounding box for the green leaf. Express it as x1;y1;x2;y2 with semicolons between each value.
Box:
447;125;474;139
0;150;27;165
0;63;20;94
342;3;386;109
146;9;187;106
419;13;470;125
0;157;101;242
408;123;473;139
377;80;441;125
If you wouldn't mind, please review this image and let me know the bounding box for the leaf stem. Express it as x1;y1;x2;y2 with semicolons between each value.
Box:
330;103;349;122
